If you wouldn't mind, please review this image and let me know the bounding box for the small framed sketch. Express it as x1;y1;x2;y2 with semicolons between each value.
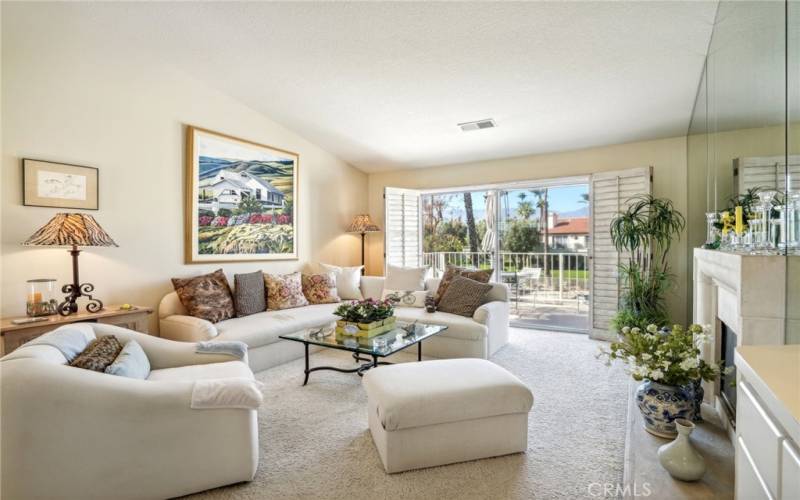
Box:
23;159;99;210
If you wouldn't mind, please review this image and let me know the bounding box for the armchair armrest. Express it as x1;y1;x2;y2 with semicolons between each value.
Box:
473;300;510;357
473;300;509;325
160;314;218;342
91;323;241;369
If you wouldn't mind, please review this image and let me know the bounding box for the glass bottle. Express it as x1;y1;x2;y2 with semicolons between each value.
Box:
704;212;720;249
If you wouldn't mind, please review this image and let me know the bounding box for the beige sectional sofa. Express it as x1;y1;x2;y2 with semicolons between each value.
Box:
159;276;509;373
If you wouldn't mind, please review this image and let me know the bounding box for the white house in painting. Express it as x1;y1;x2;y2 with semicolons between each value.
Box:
198;169;284;214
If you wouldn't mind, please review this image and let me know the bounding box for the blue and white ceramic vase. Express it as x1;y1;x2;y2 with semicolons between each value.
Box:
636;381;693;438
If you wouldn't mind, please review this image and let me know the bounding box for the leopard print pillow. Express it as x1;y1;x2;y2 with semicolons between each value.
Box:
171;269;235;323
264;272;310;310
70;335;123;372
435;266;493;305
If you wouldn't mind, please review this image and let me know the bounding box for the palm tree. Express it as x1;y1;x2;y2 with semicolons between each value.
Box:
531;189;550;276
516;201;534;220
463;192;479;266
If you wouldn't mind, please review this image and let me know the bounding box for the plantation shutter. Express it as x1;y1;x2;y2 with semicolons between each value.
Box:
589;167;652;340
733;155;800;195
384;187;422;271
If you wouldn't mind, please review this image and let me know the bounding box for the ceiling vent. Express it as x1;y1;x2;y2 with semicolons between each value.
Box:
458;118;497;132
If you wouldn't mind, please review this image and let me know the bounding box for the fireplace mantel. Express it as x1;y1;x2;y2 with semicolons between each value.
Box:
693;248;787;435
694;248;786;345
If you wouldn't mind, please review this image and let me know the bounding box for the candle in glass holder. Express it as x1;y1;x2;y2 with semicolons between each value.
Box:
735;206;745;235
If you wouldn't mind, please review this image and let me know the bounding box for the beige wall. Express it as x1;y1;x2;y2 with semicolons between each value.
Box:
687;124;800;342
367;136;691;325
1;16;368;331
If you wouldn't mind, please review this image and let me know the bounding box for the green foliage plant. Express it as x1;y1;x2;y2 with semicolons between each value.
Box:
609;195;685;330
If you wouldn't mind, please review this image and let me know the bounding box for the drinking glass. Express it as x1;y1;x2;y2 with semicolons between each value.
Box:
756;190;778;254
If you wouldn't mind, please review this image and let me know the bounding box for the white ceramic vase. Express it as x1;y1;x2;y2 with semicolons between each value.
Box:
657;419;706;481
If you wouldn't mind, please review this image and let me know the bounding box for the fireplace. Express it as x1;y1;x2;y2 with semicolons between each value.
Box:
719;322;737;426
693;248;786;438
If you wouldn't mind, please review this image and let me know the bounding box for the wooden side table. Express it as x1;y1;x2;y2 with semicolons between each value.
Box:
0;305;153;356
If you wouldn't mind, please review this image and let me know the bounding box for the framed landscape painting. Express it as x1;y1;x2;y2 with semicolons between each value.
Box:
185;126;298;263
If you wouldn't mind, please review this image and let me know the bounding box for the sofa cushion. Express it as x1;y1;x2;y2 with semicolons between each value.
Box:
105;340;150;379
385;265;428;291
233;271;267;317
264;272;309;310
320;263;363;300
436;275;493;317
171;269;235;323
381;289;427;308
69;335;123;372
362;358;534;431
393;307;486;342
301;272;340;304
435;266;493;305
214;303;340;348
147;360;253;382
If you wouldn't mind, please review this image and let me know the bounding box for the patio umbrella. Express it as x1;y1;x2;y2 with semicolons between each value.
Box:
481;191;497;253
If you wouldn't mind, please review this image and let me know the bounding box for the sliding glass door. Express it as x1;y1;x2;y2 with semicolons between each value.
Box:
498;184;590;332
418;180;590;333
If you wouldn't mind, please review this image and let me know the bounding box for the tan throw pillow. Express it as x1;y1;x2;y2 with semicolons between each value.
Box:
70;335;123;372
302;272;341;305
265;272;310;310
436;275;493;317
435;266;493;305
171;269;235;323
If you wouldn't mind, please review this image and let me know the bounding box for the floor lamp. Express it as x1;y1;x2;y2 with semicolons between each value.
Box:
347;214;381;274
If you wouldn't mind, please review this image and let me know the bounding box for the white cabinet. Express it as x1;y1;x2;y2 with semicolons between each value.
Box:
782;442;800;500
735;346;800;500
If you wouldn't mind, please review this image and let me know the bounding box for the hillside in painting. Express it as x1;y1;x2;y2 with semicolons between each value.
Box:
199;156;293;180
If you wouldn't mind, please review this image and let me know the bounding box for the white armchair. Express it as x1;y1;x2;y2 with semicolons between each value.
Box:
0;323;259;500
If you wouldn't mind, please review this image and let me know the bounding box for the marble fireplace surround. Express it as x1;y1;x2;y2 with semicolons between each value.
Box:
693;248;786;434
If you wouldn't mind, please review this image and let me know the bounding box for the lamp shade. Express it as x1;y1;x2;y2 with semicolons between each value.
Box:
24;213;118;247
346;214;381;233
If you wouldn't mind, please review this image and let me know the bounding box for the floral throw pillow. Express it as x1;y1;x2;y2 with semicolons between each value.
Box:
264;272;310;310
302;272;341;305
171;269;235;323
435;266;494;305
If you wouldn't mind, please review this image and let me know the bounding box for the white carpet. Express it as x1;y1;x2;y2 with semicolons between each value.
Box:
191;328;628;500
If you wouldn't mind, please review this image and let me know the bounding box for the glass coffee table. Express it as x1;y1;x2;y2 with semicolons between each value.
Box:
280;321;448;385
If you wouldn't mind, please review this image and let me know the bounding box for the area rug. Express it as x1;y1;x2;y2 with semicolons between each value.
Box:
191;328;628;500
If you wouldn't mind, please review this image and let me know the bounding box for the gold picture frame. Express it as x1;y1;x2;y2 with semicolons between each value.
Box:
184;125;299;263
23;159;99;210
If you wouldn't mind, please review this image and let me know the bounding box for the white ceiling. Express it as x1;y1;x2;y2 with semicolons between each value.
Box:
8;1;719;172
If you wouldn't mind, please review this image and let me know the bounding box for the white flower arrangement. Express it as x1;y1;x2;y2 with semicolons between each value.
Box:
597;323;722;386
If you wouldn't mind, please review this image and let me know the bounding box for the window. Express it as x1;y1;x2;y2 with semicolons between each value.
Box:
256;188;262;200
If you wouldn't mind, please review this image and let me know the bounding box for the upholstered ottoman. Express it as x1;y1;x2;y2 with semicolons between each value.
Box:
362;358;534;473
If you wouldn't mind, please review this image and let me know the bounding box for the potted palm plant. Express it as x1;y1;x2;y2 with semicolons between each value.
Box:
609;195;685;331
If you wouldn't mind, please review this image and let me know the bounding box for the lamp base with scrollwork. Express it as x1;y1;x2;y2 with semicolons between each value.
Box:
57;246;104;316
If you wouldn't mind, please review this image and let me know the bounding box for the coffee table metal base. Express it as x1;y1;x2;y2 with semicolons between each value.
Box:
301;341;423;386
